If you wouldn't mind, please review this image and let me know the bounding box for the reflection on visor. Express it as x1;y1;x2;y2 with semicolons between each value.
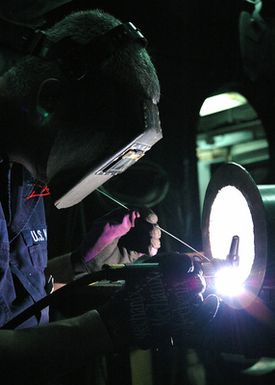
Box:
99;149;145;175
54;100;162;209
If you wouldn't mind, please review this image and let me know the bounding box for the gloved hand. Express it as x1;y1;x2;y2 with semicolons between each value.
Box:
97;252;219;351
118;208;161;257
71;208;161;274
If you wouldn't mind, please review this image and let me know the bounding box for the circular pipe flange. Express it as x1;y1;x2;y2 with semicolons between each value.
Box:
202;162;267;308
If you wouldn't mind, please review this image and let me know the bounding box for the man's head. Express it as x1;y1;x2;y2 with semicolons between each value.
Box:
0;9;161;207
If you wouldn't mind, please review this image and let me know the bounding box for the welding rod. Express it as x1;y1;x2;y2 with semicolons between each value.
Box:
96;188;210;262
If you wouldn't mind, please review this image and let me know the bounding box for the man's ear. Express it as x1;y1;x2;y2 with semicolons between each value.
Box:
36;78;61;118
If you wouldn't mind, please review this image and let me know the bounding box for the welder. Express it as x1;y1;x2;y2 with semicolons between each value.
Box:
0;2;218;384
0;1;163;327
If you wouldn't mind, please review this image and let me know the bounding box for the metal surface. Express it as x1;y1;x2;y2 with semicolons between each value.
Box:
202;162;268;308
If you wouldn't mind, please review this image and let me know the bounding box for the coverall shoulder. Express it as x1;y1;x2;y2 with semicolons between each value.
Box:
0;159;49;328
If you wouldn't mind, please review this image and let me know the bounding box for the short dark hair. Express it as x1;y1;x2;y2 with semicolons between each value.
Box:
3;9;160;103
1;9;161;181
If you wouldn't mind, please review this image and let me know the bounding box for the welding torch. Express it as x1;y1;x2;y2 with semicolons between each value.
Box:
198;235;240;291
97;188;244;301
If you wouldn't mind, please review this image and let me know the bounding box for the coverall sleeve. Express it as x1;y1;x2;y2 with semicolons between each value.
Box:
0;310;113;385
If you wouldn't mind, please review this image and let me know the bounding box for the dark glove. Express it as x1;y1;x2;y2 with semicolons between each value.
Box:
98;252;219;351
72;208;161;274
118;208;161;257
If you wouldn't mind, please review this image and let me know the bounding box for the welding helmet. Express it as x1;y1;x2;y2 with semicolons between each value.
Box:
0;11;162;209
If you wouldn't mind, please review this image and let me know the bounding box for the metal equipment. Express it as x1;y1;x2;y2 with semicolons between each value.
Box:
201;162;269;309
201;162;275;361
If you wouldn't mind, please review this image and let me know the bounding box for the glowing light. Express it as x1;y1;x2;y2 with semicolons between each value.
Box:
199;92;247;116
243;357;275;376
209;186;255;296
215;267;245;297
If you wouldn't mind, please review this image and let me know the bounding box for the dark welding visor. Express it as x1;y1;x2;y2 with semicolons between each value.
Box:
49;98;162;209
0;16;162;208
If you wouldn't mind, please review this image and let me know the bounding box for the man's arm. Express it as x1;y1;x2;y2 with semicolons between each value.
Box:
2;252;219;385
46;208;161;284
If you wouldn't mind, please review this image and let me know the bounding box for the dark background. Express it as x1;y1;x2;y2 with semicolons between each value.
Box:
41;1;275;384
45;0;275;256
46;0;244;255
